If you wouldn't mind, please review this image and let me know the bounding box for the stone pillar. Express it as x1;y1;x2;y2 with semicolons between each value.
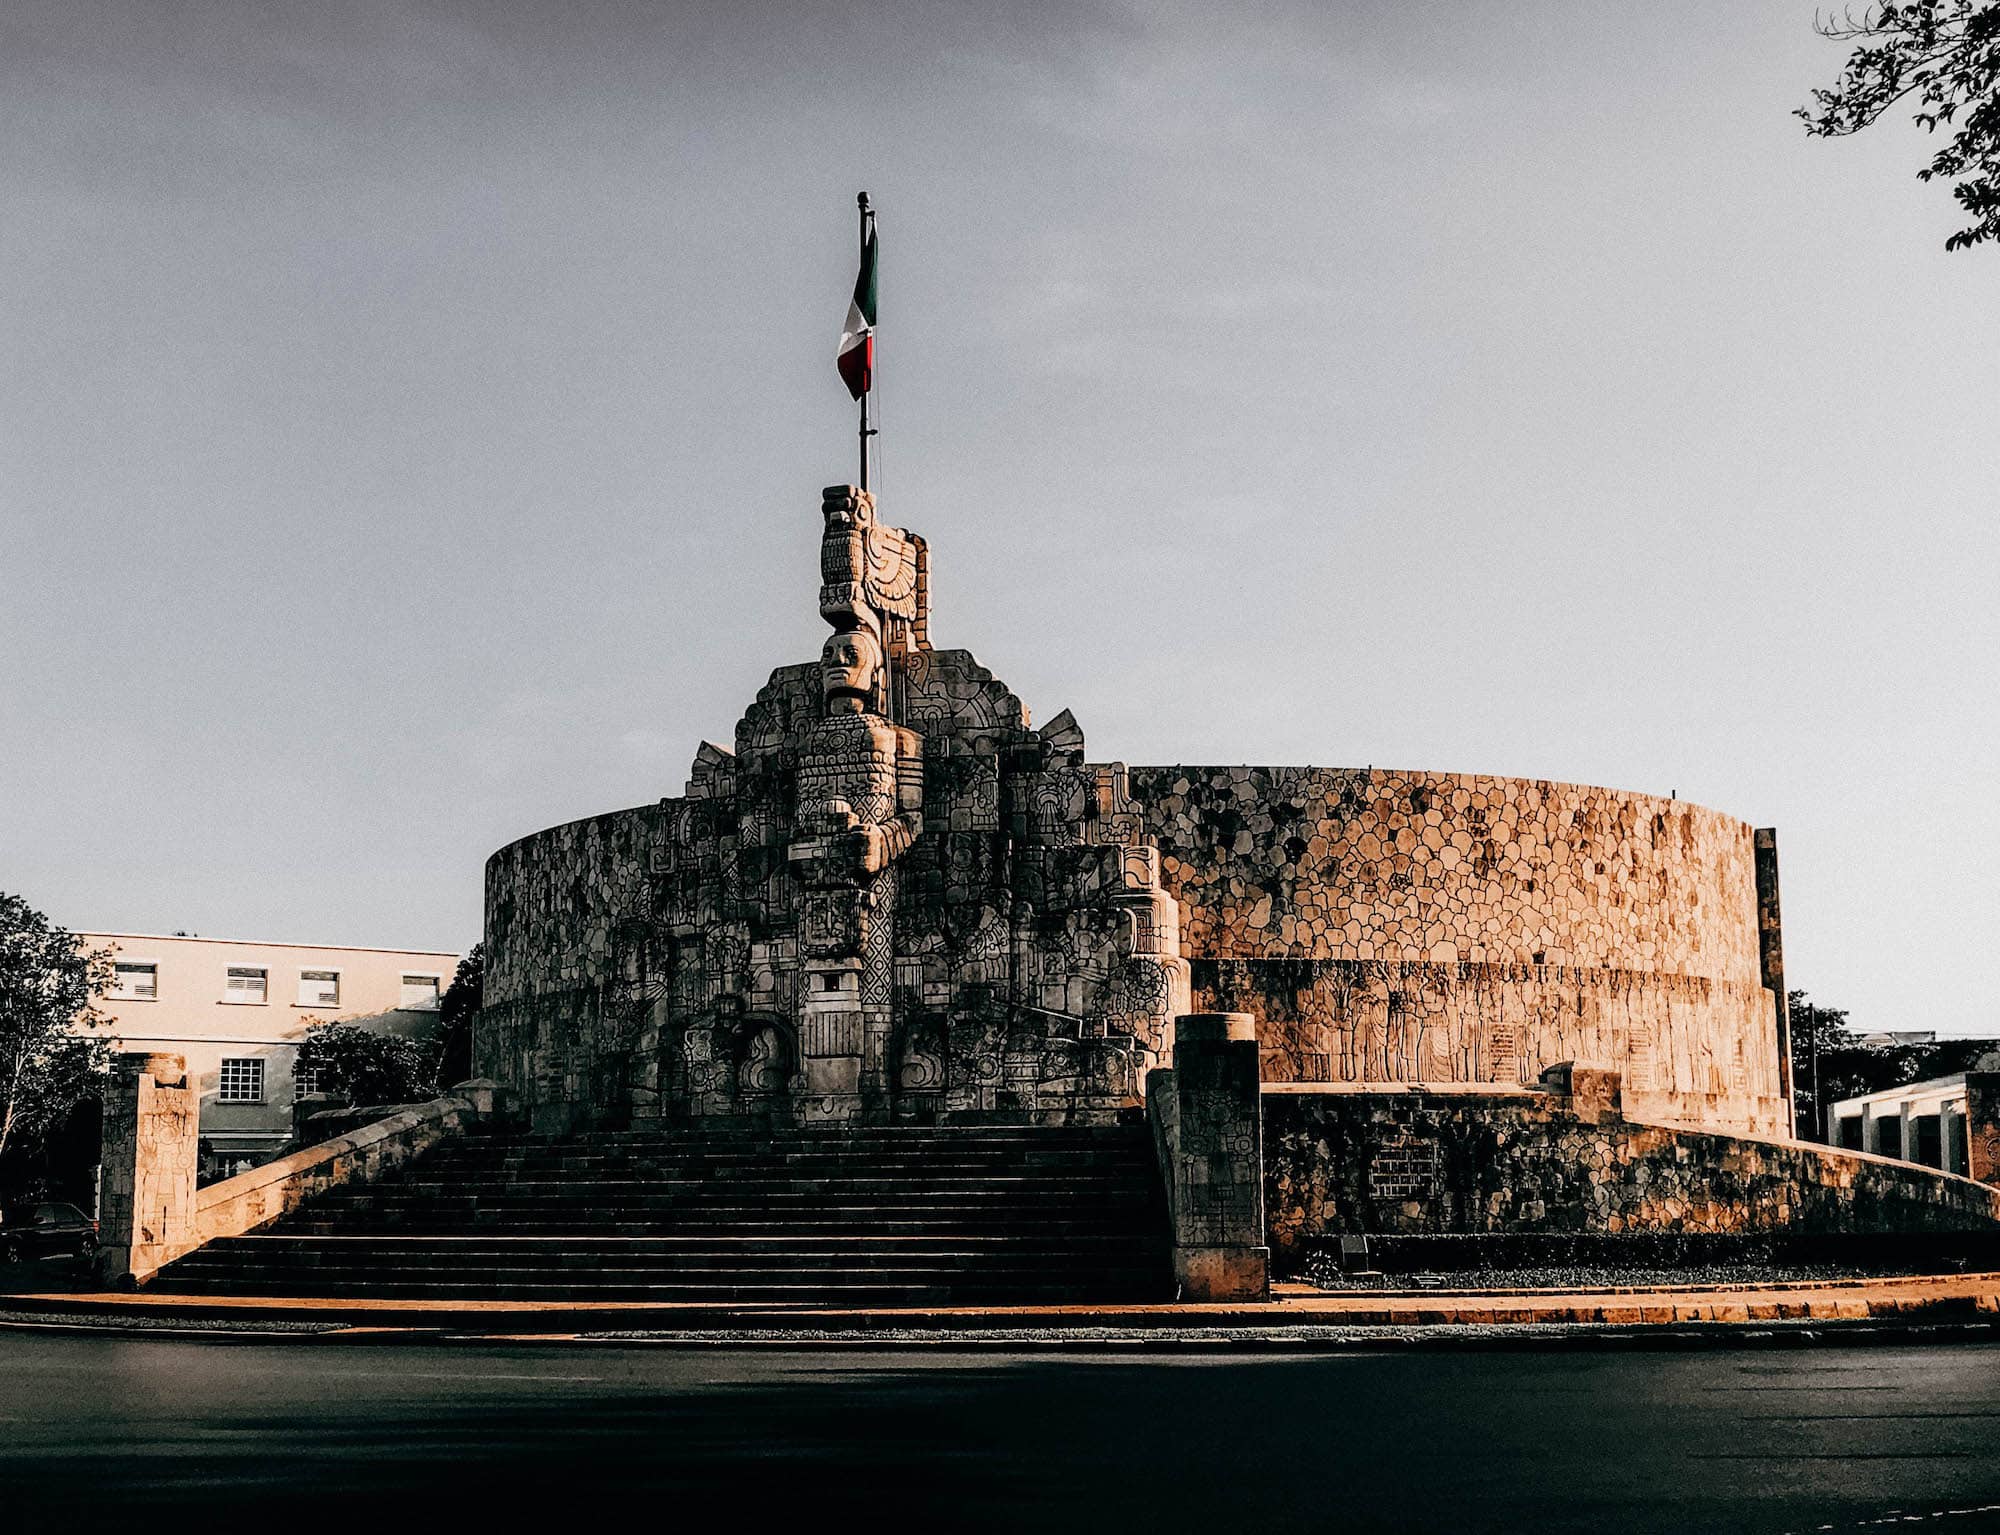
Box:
1754;829;1794;1120
1539;1061;1624;1124
1163;1013;1268;1302
1965;1073;2000;1186
97;1052;198;1285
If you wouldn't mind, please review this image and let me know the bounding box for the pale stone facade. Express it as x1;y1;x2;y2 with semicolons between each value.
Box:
479;488;1789;1136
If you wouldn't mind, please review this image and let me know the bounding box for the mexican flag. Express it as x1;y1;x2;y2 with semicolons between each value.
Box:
837;226;877;400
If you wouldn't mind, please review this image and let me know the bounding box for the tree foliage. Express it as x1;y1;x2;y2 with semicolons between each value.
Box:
1799;2;2000;250
1789;988;2000;1138
1788;989;1852;1138
296;1021;438;1107
435;942;483;1088
0;893;112;1175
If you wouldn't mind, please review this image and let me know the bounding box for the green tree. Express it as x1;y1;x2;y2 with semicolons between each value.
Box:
434;942;483;1088
1788;989;1851;1139
0;893;112;1188
1791;988;2000;1139
1798;2;2000;250
296;1021;437;1107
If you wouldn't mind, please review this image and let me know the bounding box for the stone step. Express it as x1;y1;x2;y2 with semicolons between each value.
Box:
185;1232;1157;1254
417;1160;1154;1181
178;1247;1168;1271
305;1185;1146;1205
152;1278;1165;1302
154;1123;1168;1303
368;1167;1152;1191
288;1219;1137;1240
418;1152;1154;1173
164;1258;1161;1285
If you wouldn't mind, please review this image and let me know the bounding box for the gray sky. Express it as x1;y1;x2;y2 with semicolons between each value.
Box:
4;1;1994;1035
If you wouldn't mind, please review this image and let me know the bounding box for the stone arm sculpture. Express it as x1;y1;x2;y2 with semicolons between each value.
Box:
838;724;924;878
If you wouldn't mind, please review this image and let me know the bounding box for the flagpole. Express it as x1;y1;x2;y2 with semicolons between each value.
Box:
858;190;874;492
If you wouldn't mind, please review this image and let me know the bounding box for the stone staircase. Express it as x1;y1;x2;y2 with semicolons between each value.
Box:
152;1122;1170;1305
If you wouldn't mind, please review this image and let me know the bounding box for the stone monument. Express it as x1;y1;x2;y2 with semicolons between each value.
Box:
479;485;1190;1129
479;482;1792;1139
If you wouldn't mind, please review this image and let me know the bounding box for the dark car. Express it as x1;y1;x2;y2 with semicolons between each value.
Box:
0;1202;99;1264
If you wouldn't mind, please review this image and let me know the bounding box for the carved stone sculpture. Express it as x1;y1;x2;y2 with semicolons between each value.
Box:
482;481;1192;1129
788;625;924;1111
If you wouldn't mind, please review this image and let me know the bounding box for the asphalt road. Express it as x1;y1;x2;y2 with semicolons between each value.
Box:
4;1332;1999;1535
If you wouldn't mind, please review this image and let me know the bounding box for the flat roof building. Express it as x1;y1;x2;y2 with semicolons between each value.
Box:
80;932;462;1181
1827;1071;2000;1184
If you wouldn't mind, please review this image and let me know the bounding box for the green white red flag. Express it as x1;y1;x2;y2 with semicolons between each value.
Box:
837;226;877;400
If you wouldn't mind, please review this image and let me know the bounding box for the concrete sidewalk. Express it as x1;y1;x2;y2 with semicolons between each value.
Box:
5;1271;1998;1336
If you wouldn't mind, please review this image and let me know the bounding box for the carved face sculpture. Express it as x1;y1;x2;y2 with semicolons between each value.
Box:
822;490;873;536
821;628;882;703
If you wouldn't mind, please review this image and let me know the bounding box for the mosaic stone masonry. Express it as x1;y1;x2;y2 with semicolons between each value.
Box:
1128;767;1790;1135
1263;1082;2000;1268
479;488;1788;1134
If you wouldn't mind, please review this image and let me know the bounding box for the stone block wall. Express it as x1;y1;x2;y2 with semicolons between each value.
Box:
97;1052;198;1284
1263;1085;2000;1272
1131;767;1787;1135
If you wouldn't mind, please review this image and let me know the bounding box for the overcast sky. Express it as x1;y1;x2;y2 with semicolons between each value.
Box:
3;1;1994;1035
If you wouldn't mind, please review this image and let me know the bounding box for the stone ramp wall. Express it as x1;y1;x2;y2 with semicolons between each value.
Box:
1263;1084;2000;1273
97;1078;505;1285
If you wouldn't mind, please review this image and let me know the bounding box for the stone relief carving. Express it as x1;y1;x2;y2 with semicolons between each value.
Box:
482;483;1188;1126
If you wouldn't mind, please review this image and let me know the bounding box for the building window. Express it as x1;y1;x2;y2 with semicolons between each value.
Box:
113;962;158;1000
399;974;441;1010
294;1061;324;1099
297;969;340;1008
217;1057;265;1104
223;967;268;1004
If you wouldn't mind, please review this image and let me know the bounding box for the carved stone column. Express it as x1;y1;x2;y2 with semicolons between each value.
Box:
96;1051;198;1285
1155;1013;1269;1301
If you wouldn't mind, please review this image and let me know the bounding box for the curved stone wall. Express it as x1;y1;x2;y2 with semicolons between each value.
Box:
1129;767;1787;1135
481;803;662;1127
481;765;1789;1135
1131;767;1760;974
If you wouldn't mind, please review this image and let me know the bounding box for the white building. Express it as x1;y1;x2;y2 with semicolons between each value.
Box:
81;932;463;1180
1827;1074;1981;1177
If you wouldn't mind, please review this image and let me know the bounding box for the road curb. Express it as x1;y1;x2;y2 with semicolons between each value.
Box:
5;1272;1999;1344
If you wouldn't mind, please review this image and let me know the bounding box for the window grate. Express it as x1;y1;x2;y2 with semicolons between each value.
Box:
217;1057;265;1104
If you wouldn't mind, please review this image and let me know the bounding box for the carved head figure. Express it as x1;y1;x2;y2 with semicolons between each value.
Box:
819;484;922;642
821;484;875;536
821;627;882;705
